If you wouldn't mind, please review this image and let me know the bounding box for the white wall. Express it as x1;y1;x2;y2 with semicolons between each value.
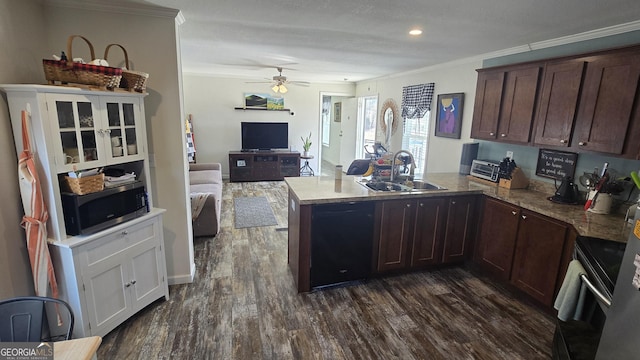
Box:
43;4;195;284
0;0;48;298
356;58;483;174
183;75;355;177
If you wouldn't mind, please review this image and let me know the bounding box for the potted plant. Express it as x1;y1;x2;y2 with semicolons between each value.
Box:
301;132;312;157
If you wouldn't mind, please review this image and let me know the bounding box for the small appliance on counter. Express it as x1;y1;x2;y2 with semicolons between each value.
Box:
549;175;580;204
469;159;500;182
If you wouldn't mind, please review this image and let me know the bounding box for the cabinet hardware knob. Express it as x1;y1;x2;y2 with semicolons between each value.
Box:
125;282;131;287
579;141;586;146
500;133;506;137
511;211;517;215
131;280;136;285
560;139;566;144
451;201;456;205
489;132;495;136
105;129;111;134
419;203;424;207
406;204;411;208
97;129;103;135
339;270;347;274
521;215;527;220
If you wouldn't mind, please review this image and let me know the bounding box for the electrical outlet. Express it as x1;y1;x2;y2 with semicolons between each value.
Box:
506;151;514;160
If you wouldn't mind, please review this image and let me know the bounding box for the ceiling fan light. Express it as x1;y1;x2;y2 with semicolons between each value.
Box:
272;84;280;92
279;84;288;93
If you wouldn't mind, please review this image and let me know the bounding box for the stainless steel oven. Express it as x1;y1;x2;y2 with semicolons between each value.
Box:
552;236;626;359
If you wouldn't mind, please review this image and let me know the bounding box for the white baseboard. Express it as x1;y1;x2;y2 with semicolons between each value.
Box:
168;261;196;285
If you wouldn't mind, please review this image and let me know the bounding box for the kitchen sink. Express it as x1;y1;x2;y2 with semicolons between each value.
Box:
357;179;447;192
411;180;448;191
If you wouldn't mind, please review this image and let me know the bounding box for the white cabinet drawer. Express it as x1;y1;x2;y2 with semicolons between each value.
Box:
82;218;157;266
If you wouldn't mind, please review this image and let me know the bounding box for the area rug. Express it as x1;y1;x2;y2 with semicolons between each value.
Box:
234;196;278;229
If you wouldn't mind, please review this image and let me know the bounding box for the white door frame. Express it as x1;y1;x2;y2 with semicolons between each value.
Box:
318;91;353;175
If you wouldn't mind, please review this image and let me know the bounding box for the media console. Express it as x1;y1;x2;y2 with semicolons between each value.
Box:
229;151;300;182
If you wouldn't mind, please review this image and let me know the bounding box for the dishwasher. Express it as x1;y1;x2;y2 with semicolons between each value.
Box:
310;201;375;289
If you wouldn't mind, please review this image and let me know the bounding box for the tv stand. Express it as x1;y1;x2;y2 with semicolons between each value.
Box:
229;151;301;182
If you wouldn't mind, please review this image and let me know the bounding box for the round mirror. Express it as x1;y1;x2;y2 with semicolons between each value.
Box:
380;98;399;142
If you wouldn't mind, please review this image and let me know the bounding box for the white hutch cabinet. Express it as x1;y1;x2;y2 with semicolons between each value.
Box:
0;84;168;338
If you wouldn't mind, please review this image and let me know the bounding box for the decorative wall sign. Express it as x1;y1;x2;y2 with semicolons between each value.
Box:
334;102;342;122
535;149;578;180
244;93;284;110
435;93;464;139
244;93;268;108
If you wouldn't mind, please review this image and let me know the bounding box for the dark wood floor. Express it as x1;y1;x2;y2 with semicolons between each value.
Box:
97;181;555;359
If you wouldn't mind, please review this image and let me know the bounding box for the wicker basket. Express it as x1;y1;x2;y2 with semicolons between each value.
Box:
43;35;122;89
64;173;105;195
104;43;149;93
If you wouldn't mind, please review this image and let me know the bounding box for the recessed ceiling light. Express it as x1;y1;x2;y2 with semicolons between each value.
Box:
409;29;423;36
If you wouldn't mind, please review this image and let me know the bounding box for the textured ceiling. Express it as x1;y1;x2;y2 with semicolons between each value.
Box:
52;0;640;83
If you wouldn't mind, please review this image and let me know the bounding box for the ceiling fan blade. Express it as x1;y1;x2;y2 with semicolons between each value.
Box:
289;81;311;87
219;59;298;69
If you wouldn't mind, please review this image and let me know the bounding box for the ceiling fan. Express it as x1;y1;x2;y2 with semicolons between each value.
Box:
247;67;310;93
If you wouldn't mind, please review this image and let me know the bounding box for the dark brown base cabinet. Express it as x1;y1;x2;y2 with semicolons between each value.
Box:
374;196;477;273
229;151;300;182
475;197;571;307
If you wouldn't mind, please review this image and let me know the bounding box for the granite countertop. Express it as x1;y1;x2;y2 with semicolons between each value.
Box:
285;173;632;243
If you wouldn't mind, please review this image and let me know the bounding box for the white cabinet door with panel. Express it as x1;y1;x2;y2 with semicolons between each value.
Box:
79;212;168;337
48;210;168;339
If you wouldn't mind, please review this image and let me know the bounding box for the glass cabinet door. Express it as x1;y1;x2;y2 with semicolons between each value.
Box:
49;95;101;172
104;98;143;163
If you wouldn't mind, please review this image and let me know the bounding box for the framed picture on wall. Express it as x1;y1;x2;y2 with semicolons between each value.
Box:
334;102;342;122
435;93;464;139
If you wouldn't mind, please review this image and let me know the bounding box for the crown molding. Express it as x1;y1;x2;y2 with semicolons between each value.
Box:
44;0;180;19
364;20;640;83
483;20;640;59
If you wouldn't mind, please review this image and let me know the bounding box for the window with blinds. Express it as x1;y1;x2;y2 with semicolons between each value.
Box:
402;111;430;177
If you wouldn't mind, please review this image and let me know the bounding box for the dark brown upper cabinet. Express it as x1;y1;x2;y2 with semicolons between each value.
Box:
533;60;585;148
497;66;541;144
471;65;541;144
572;50;640;154
471;69;505;140
472;44;640;160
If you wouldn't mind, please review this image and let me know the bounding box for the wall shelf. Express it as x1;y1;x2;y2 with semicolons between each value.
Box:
234;107;294;115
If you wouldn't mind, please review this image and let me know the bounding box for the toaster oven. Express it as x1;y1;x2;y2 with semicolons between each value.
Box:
470;159;500;182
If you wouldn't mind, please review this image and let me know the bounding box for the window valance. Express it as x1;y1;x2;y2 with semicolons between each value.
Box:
401;83;435;119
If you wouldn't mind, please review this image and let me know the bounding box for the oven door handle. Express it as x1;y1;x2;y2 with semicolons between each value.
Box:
580;273;612;308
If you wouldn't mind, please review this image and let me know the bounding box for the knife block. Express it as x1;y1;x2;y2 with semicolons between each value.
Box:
498;167;529;189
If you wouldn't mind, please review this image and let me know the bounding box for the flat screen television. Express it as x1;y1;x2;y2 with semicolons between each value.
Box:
241;122;289;151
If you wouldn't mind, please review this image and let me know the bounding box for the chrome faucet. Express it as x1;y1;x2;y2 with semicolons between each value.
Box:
390;150;415;183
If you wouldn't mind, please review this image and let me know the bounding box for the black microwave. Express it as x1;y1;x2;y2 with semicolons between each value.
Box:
61;181;148;236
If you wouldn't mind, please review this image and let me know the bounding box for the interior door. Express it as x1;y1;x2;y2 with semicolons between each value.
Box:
339;98;358;167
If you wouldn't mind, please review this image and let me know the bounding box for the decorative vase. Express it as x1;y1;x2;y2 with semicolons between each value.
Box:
303;150;309;157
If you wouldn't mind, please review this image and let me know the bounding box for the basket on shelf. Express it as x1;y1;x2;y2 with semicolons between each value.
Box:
104;43;149;93
42;35;122;89
63;173;105;195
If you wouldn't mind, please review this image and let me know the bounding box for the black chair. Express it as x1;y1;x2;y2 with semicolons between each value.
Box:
0;296;74;342
347;159;372;175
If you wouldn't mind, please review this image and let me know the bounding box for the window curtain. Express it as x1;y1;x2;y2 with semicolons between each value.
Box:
401;83;435;119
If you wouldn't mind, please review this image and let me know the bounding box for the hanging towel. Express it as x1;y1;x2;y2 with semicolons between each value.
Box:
554;259;587;321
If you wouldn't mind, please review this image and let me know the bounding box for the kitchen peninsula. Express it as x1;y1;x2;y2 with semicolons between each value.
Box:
286;174;630;301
